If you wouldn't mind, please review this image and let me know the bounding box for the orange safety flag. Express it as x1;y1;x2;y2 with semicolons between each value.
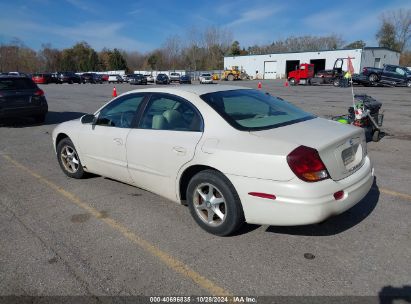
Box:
347;56;355;75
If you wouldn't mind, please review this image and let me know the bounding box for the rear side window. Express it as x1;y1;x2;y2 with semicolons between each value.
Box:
140;94;202;132
0;78;37;90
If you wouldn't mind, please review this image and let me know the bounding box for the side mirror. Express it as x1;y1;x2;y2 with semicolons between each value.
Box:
81;114;95;124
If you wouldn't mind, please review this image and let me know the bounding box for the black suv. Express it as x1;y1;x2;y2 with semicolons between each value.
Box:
155;74;170;84
129;74;147;85
0;76;48;123
57;72;83;84
82;73;103;84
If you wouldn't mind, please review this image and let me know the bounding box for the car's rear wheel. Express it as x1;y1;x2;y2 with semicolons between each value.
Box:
57;138;85;179
187;170;244;236
368;73;378;83
333;78;340;87
406;80;411;87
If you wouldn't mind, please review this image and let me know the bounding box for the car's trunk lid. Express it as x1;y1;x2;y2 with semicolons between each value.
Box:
250;117;367;181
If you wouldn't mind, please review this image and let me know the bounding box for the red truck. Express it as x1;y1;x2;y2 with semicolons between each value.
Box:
287;63;315;85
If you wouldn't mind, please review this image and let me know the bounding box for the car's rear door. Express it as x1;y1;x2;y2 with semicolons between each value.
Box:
77;93;147;184
126;93;203;201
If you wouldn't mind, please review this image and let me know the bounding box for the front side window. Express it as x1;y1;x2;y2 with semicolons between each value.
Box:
395;67;406;76
140;94;202;132
201;89;314;131
95;94;145;128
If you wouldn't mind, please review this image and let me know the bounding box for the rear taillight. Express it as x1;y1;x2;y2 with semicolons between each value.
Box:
34;89;44;96
287;146;329;182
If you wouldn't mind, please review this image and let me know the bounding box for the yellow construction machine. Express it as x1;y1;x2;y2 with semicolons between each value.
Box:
222;66;249;81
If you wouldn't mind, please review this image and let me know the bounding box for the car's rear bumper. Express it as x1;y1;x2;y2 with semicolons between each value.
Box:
0;104;48;119
226;156;374;226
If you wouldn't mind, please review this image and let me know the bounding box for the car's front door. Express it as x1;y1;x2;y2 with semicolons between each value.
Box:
126;93;203;201
78;93;146;183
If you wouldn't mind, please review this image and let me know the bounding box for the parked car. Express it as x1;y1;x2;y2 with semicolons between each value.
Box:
108;75;123;84
6;72;29;77
32;73;53;84
57;72;83;84
82;73;103;84
169;72;181;82
129;74;147;85
121;74;133;82
155;74;170;84
199;73;213;84
52;85;373;236
179;75;192;84
356;64;411;87
0;75;48;123
50;73;60;83
144;74;155;83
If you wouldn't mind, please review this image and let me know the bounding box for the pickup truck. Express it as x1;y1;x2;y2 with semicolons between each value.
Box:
355;64;411;87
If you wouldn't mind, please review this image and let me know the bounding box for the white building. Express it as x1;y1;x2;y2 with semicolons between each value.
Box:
224;47;400;79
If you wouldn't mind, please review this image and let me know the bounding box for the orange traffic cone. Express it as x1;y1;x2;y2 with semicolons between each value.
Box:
284;81;289;87
257;82;262;89
112;87;117;97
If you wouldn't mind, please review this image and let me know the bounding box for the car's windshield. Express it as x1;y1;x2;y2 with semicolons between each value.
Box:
200;89;315;131
0;78;37;90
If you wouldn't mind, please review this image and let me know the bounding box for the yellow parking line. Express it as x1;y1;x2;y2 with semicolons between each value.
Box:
379;188;411;201
2;155;231;297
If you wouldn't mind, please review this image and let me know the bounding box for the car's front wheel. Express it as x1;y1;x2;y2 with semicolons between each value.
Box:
186;170;244;236
57;138;85;179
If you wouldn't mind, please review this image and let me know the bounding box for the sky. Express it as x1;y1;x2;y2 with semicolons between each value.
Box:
0;0;410;52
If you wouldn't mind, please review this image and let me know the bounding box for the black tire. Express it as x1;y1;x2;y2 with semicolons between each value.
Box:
289;78;296;86
186;170;244;236
34;114;46;123
372;130;380;142
407;80;411;88
368;73;378;83
333;79;340;87
227;74;235;81
69;79;73;84
56;138;85;179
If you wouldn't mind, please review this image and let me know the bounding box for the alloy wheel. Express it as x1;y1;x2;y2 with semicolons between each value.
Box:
193;183;227;227
60;145;80;173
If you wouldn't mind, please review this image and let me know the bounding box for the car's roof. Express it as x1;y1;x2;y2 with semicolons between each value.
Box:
125;84;251;96
0;75;29;79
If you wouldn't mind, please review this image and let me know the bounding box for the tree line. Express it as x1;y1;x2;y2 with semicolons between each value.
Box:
0;9;410;73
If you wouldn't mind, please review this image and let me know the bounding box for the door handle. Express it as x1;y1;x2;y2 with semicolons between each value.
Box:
172;146;186;155
113;138;123;145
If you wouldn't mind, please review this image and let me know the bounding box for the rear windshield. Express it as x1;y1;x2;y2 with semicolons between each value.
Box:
200;89;315;131
0;78;37;90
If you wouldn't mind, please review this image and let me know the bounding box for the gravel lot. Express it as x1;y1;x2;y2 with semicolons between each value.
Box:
0;80;410;300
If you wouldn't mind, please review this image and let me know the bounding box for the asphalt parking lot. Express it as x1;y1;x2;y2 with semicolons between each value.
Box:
0;80;410;300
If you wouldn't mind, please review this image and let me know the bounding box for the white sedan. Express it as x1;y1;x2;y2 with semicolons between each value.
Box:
52;85;374;236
